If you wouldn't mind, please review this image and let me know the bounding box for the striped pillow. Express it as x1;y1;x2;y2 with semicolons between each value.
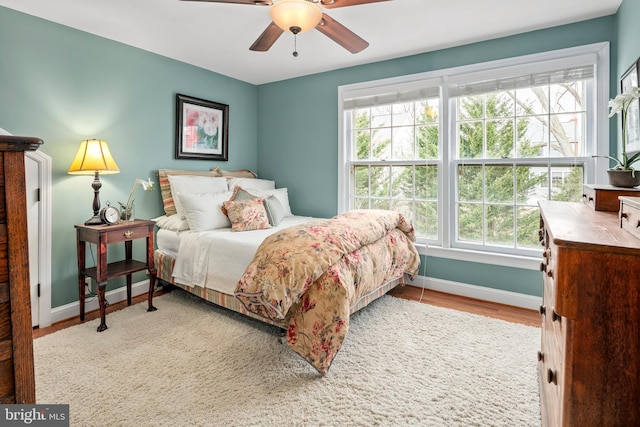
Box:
211;167;257;179
158;169;222;216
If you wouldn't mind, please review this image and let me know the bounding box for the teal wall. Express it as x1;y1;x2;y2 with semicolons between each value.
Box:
257;16;618;298
617;0;640;80
0;4;629;307
0;7;258;306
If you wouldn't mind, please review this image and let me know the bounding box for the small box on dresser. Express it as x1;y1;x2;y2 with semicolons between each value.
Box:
582;184;640;212
619;196;640;239
538;200;640;426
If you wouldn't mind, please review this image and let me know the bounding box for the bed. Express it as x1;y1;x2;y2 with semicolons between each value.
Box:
152;168;420;374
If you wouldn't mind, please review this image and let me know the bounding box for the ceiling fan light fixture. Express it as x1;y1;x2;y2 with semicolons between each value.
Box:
270;0;322;33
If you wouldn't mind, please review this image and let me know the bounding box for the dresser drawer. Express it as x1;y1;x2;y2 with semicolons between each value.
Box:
582;184;640;212
539;284;564;427
619;196;640;239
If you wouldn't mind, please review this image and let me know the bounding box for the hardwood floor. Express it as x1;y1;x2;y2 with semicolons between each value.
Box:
388;285;541;327
31;287;171;339
33;285;540;338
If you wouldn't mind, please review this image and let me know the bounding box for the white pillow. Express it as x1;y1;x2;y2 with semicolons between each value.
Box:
168;175;228;219
227;177;275;191
179;191;233;231
153;214;190;232
249;188;292;217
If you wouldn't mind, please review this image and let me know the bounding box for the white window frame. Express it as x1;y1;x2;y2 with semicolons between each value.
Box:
338;42;610;269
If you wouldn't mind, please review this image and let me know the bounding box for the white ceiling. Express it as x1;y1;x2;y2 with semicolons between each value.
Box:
0;0;622;85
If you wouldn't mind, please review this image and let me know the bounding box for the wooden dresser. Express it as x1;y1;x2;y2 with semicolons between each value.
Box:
0;135;42;403
538;200;640;426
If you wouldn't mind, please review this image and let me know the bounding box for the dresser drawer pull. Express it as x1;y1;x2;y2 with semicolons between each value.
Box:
547;369;557;385
539;262;546;272
539;305;546;315
124;230;133;238
538;227;545;245
621;212;629;219
552;310;561;322
537;351;544;362
546;269;554;278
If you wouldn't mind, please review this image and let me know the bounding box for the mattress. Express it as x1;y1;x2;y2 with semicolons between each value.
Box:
156;228;182;257
154;250;404;328
170;216;314;295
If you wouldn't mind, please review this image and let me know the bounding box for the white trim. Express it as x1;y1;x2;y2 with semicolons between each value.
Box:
49;279;151;325
25;150;53;328
409;274;541;311
594;42;611;184
339;42;609;96
48;277;540;324
416;244;541;270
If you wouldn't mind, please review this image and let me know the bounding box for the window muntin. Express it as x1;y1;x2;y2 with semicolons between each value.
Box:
340;45;607;258
453;78;588;254
348;95;440;243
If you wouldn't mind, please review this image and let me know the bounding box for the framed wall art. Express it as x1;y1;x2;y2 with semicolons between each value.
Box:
620;59;640;153
175;94;229;160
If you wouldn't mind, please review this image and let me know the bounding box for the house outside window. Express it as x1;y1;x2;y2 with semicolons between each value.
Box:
338;43;610;262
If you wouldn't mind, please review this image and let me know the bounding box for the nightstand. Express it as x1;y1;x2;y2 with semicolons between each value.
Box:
75;219;157;332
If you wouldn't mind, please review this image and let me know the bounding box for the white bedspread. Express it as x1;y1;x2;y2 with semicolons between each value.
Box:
172;216;315;295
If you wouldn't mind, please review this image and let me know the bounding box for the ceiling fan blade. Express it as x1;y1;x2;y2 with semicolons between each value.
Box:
316;14;368;53
179;0;272;5
319;0;389;9
250;22;285;51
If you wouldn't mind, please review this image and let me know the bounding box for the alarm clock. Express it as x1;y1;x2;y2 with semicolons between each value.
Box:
99;202;120;225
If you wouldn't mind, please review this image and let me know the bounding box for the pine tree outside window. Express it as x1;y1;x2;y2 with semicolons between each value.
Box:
338;43;609;260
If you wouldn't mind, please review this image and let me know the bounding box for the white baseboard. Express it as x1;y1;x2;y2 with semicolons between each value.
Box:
48;276;540;326
50;280;151;325
408;275;541;311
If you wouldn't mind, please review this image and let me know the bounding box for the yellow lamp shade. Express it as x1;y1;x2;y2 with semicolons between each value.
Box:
68;139;120;175
270;0;322;33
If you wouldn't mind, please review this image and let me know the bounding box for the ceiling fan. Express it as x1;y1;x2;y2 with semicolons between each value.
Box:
180;0;389;55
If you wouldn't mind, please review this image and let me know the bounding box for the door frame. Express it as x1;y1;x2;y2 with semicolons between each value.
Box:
25;150;52;328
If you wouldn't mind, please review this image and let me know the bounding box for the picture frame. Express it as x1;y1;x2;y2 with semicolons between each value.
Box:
175;94;229;160
620;59;640;153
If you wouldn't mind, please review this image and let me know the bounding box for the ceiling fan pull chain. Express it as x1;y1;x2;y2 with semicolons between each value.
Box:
291;25;300;57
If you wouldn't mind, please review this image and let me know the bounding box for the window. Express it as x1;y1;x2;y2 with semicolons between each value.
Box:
339;43;610;260
344;84;440;240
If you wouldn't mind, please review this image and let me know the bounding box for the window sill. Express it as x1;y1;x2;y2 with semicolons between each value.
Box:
415;244;541;271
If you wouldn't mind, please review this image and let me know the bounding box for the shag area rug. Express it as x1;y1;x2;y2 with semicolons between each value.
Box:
34;290;541;426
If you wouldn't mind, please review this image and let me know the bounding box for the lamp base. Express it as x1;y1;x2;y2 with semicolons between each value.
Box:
84;214;103;226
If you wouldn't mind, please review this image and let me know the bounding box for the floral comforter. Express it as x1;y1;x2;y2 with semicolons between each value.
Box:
235;209;420;374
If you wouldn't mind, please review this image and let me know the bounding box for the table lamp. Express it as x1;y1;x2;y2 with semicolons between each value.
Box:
68;139;120;225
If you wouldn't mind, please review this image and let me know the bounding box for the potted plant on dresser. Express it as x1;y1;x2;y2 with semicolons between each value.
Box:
600;86;640;187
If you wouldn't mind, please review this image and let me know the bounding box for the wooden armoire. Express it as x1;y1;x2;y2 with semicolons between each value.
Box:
0;135;43;403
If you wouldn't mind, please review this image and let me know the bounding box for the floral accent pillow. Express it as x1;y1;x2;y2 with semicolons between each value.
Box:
222;198;272;232
220;186;256;217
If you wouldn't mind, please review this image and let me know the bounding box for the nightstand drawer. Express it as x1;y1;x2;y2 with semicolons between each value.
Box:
619;196;640;239
582;184;640;212
103;225;149;243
